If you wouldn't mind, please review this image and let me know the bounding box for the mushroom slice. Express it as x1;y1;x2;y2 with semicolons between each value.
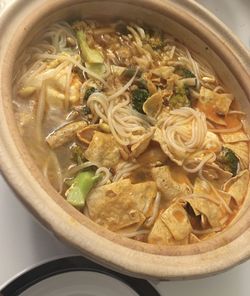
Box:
223;170;249;206
85;131;121;168
143;92;163;118
160;203;192;240
46;121;87;149
151;166;192;204
224;142;249;169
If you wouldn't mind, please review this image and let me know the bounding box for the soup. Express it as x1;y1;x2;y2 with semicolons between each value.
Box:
13;20;250;245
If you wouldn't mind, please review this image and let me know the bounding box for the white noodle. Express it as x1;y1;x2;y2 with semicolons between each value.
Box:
145;192;161;227
183;152;216;173
96;167;112;186
113;161;140;182
65;161;95;178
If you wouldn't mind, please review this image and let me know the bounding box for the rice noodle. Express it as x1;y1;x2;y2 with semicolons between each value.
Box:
35;81;47;142
96;167;112;186
113;161;140;182
65;161;95;178
183;152;216;173
145;192;161;227
160;107;207;160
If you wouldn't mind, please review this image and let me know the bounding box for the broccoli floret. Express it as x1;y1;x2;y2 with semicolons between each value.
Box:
132;88;150;113
169;86;191;110
174;66;195;78
217;147;239;176
70;143;85;164
84;87;97;100
65;170;100;209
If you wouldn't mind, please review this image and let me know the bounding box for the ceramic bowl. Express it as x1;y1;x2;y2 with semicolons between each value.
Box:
0;0;249;279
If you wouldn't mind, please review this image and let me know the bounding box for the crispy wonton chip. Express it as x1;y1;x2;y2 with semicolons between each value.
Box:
85;131;121;167
224;142;249;169
161;203;192;240
198;87;233;125
143;92;163;118
220;130;249;143
148;217;174;245
186;197;223;228
202;131;222;153
148;215;189;245
151;166;192;203
189;233;201;244
87;179;157;231
223;170;249;206
194;177;231;207
202;163;232;188
131;129;154;158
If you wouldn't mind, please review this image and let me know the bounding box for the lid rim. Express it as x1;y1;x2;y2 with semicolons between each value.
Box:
0;256;160;296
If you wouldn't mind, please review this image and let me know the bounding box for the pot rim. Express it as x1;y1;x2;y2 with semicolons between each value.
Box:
0;0;250;279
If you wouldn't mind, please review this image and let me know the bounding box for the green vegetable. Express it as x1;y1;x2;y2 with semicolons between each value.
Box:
84;87;97;100
132;88;150;114
70;143;85;164
175;66;195;78
75;28;104;64
122;68;142;80
65;171;100;209
169;86;191;110
217;147;239;176
134;78;147;90
73;22;104;75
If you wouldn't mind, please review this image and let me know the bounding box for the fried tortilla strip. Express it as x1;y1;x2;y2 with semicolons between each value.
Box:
148;215;189;245
85;131;121;168
161;203;192;240
46;121;87;149
220;130;249;143
131;129;154;158
87;179;157;231
223;170;249;206
186;198;223;228
198;87;233;125
202;163;232;188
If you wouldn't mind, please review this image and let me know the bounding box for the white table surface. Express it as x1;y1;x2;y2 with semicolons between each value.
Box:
0;0;250;294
